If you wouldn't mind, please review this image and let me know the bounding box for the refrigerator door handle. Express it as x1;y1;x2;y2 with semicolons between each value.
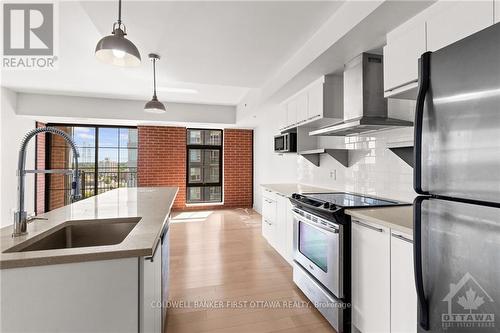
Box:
414;51;432;195
414;196;429;330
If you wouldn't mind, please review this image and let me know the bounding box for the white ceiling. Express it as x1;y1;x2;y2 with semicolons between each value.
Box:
1;1;344;105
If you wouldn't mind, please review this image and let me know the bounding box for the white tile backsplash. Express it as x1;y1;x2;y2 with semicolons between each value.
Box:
250;99;417;213
298;99;417;202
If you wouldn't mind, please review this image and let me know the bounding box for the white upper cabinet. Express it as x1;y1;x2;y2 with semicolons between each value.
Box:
384;0;496;99
278;104;287;131
280;75;343;130
426;1;494;52
496;0;500;22
296;92;309;125
307;79;323;121
351;219;391;333
390;231;417;333
383;15;426;98
286;99;297;129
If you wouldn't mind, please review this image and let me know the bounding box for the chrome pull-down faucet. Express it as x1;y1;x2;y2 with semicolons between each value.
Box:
13;127;82;237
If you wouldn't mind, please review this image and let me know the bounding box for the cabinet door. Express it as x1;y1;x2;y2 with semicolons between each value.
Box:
262;195;277;243
383;18;426;93
391;231;417;333
495;0;500;23
278;104;287;130
307;80;323;120
426;1;494;52
296;93;309;124
286;100;297;127
140;243;162;333
284;199;294;264
274;194;288;256
351;219;390;333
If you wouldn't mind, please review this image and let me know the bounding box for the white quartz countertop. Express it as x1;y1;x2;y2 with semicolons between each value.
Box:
261;183;413;234
346;206;413;235
0;187;178;269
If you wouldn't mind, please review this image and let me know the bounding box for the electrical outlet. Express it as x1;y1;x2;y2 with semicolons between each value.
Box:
329;170;337;180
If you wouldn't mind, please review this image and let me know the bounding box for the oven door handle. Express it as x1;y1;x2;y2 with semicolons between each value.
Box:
293;212;339;234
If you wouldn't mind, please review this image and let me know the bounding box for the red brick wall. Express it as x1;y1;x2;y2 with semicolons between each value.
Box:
35;122;46;214
48;126;70;211
223;129;253;208
137;126;253;211
35;124;70;213
137;126;187;210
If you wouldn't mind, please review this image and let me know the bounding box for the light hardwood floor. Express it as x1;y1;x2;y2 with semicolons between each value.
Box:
166;208;336;333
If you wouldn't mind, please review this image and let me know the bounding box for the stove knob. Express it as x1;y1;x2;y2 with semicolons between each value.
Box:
329;205;337;211
292;193;298;199
323;202;330;209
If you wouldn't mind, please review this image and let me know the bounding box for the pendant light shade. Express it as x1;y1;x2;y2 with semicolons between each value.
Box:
95;0;141;67
144;54;166;113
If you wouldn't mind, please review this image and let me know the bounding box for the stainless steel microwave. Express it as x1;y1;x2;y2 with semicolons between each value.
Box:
274;132;296;153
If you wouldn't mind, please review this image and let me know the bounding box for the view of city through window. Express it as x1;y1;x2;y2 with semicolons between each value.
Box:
186;129;223;203
47;125;137;207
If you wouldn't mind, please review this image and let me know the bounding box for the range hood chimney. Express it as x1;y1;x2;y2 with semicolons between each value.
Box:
309;53;413;136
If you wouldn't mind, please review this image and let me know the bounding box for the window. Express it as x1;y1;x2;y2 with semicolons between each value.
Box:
186;129;222;203
46;125;137;208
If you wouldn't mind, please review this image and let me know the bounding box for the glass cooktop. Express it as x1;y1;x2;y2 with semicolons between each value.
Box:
305;192;399;207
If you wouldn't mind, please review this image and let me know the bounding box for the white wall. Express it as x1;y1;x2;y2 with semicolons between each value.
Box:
250;99;417;214
16;93;236;126
1;88;36;227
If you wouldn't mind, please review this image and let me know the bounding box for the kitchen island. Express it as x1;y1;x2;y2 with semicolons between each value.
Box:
0;187;177;333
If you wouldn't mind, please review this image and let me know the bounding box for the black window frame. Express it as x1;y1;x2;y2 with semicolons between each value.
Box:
44;123;138;210
186;128;223;204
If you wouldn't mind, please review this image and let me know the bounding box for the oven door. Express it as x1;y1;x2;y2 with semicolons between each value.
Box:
293;210;343;298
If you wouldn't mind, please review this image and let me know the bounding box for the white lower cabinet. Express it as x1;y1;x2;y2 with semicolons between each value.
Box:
352;219;391;333
352;218;417;333
261;187;294;264
275;193;294;262
391;232;417;333
140;241;162;333
262;191;277;243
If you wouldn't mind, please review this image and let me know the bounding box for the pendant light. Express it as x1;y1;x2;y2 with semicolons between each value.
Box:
144;54;166;113
95;0;141;67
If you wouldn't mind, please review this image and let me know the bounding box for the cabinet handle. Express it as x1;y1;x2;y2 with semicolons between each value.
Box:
391;232;413;243
264;219;272;225
353;220;383;233
384;79;419;93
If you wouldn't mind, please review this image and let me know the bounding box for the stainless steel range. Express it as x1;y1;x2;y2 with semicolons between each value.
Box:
289;192;409;333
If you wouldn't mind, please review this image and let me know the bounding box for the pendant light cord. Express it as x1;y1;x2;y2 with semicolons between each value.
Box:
152;58;157;99
117;0;122;26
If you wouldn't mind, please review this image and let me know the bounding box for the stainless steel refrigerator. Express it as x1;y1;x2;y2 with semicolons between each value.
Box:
413;22;500;332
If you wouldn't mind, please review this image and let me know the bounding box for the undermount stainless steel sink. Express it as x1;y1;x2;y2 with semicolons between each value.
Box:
4;218;141;253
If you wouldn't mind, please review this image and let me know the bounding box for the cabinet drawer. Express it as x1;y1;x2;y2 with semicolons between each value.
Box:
262;197;277;222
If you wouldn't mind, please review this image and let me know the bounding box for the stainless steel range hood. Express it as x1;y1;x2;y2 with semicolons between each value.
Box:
310;53;413;137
